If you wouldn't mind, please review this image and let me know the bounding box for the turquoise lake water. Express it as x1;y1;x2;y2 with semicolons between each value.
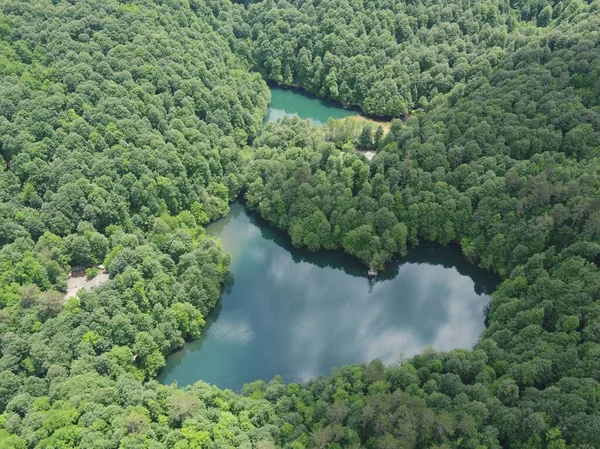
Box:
159;203;497;390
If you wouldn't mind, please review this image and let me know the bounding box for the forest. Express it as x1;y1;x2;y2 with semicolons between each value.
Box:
0;0;599;448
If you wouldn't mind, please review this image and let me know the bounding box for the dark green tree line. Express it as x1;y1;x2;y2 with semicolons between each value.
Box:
213;0;592;118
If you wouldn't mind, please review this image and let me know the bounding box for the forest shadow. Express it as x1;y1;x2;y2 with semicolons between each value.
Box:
242;201;500;296
157;294;227;382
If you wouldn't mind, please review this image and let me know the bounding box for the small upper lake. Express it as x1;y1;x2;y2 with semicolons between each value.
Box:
266;86;359;126
159;203;498;391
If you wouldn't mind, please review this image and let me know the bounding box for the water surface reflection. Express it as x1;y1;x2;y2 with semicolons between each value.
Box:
266;86;359;126
158;202;498;390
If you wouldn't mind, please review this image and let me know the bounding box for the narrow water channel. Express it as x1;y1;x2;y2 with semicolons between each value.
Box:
159;202;498;390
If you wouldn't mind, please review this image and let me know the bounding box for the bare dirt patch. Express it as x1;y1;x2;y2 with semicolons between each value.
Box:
65;268;110;301
362;151;376;160
350;115;391;134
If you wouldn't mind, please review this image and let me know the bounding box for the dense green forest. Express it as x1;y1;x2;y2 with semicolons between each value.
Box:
0;0;599;448
217;0;600;117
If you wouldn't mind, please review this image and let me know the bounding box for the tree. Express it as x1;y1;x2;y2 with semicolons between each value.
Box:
538;6;553;27
373;126;384;147
66;235;92;267
169;391;201;424
358;124;373;149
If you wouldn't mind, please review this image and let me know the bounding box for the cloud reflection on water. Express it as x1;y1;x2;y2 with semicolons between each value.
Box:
159;202;496;390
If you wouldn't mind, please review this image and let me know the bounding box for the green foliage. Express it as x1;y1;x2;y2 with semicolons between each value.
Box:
239;1;600;447
85;267;99;280
0;0;599;448
217;0;563;117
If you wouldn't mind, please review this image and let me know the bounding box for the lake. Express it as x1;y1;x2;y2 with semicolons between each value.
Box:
265;86;358;126
158;202;498;390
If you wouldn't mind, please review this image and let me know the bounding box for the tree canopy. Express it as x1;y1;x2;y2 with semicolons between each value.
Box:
0;0;599;448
